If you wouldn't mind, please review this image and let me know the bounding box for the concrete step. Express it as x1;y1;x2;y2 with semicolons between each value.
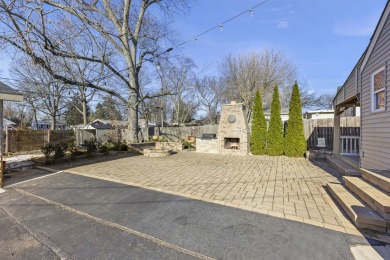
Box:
325;155;361;176
361;168;390;193
344;176;390;221
336;155;359;170
327;183;387;232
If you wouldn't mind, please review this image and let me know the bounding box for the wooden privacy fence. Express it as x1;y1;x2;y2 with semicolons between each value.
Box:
303;117;360;150
4;129;75;153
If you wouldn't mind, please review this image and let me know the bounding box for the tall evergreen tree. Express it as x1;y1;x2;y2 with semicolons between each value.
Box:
93;96;123;121
285;83;307;157
267;86;284;156
250;90;267;155
63;99;90;126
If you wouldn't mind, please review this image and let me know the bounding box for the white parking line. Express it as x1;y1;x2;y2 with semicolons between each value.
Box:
5;171;64;188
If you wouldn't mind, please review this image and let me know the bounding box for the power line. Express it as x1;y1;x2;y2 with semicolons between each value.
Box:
177;0;271;47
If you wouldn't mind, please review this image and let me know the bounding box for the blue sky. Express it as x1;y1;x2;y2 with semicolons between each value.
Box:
0;0;387;98
174;0;388;95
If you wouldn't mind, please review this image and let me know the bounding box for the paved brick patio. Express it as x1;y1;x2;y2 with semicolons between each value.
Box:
63;151;361;236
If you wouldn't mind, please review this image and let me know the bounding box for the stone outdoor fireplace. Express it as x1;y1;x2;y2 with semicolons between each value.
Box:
217;101;250;155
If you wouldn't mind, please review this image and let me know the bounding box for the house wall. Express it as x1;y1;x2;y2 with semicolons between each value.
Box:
360;14;390;171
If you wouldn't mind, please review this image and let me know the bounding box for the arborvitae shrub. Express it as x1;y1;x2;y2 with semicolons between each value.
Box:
285;82;307;157
250;90;267;155
267;86;284;156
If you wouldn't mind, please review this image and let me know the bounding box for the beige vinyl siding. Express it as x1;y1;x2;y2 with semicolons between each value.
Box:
335;91;343;106
334;62;361;107
344;69;356;100
360;15;390;171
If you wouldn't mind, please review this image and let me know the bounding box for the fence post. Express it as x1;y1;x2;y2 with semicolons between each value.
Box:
5;126;8;154
47;130;51;144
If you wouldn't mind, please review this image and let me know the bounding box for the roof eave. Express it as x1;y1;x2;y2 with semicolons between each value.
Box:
0;93;24;102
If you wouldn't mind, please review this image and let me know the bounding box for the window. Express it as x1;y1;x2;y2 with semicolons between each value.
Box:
372;67;386;111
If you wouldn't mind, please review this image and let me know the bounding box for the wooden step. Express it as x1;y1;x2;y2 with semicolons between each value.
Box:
325;155;361;176
361;168;390;193
344;176;390;221
327;183;387;232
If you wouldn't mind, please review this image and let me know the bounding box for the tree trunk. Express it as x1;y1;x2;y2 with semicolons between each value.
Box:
82;99;88;126
33;108;38;130
50;114;56;130
127;74;140;143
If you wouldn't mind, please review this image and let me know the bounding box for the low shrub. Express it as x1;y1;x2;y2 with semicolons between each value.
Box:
83;138;99;155
54;142;68;160
105;141;117;151
41;143;55;163
120;141;128;151
69;144;84;156
99;145;109;155
181;140;194;150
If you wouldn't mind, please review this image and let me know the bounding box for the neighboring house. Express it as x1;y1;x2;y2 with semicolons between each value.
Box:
264;108;290;123
31;120;67;130
91;119;128;129
3;119;17;130
333;1;390;171
76;119;121;145
304;110;335;119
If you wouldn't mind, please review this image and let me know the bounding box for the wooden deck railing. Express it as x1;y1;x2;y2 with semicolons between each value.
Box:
340;136;359;155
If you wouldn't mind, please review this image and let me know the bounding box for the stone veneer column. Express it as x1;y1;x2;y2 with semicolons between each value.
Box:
217;102;250;155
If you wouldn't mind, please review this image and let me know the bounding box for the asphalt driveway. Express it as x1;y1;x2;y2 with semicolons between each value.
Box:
0;171;372;259
51;152;358;234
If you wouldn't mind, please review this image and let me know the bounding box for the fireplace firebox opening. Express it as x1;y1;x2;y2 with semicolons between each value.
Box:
224;138;240;150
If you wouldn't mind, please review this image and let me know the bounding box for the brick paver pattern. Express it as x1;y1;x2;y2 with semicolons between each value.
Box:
64;152;360;235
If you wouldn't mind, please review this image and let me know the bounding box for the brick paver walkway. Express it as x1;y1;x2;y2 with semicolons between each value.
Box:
64;152;361;236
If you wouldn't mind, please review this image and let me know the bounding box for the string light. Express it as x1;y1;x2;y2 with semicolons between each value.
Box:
178;0;271;46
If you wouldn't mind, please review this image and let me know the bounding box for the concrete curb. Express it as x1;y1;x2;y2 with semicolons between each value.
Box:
35;166;60;173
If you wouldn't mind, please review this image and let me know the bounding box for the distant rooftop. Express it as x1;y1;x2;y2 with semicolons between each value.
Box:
0;81;23;101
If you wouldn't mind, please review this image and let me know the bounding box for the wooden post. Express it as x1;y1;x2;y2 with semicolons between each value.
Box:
333;113;340;155
0;100;3;188
5;125;8;155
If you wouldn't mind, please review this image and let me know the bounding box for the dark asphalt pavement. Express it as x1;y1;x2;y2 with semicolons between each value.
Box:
0;171;370;259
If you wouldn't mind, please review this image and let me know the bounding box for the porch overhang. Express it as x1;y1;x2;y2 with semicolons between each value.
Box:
335;95;360;115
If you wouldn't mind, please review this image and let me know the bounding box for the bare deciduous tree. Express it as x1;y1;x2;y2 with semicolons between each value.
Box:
194;76;227;124
315;93;335;109
0;0;191;141
220;48;297;121
4;101;33;127
158;57;198;124
10;58;69;130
